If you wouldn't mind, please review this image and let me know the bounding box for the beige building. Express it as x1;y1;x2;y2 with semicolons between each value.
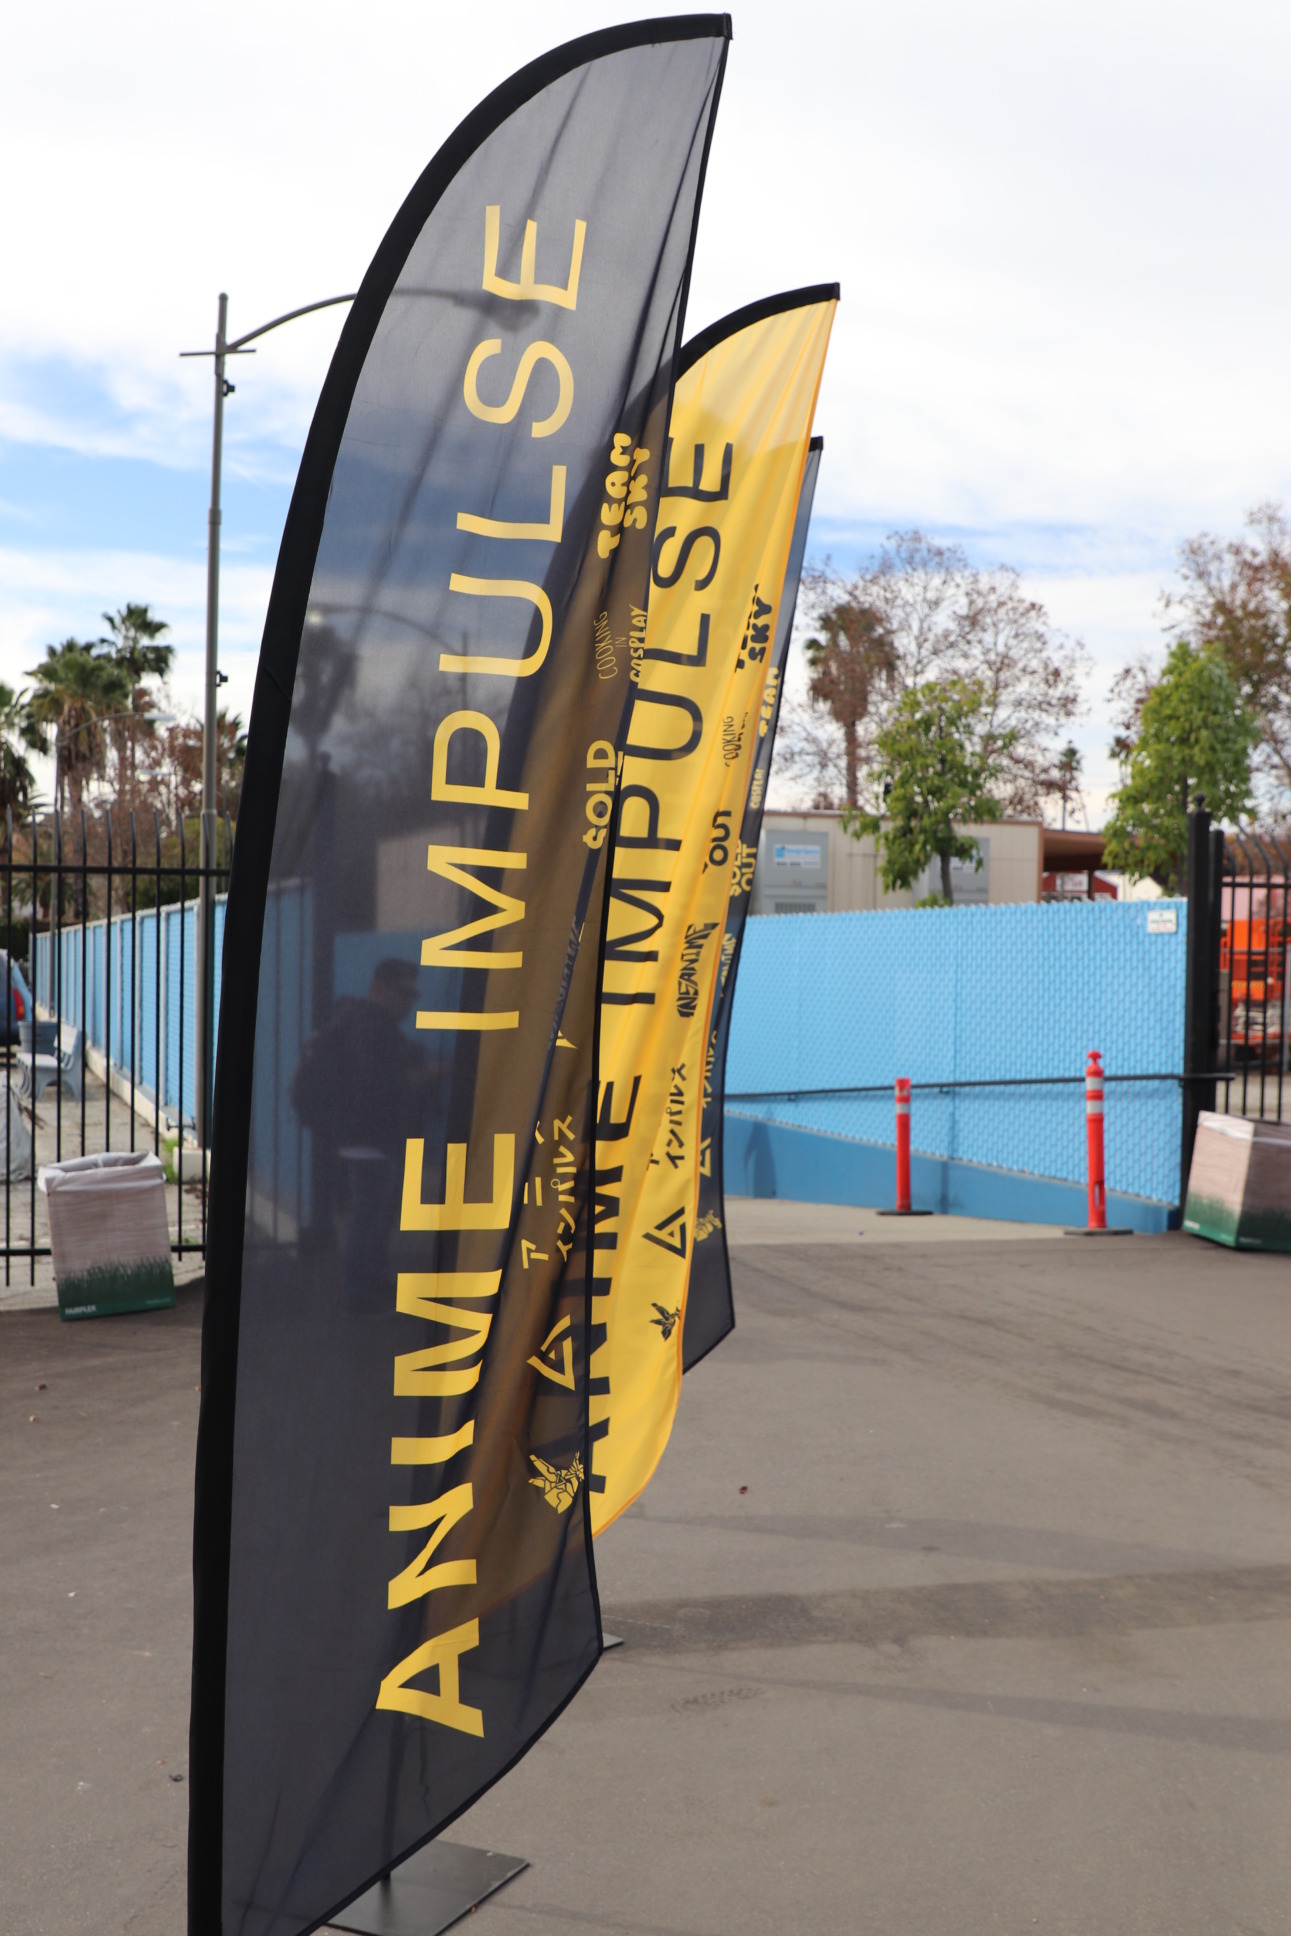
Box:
751;812;1111;914
375;812;1114;928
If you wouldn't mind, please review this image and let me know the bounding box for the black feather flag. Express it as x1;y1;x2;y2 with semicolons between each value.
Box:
188;21;729;1934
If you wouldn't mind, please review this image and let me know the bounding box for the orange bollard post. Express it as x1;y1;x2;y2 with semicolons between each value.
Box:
895;1077;912;1213
878;1079;930;1216
1065;1051;1132;1236
1085;1050;1107;1229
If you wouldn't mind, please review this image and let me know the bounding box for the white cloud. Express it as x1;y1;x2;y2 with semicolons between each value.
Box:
3;0;1290;805
0;545;270;732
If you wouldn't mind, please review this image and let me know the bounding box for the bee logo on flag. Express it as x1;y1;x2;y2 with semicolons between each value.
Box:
529;1453;584;1513
650;1303;681;1341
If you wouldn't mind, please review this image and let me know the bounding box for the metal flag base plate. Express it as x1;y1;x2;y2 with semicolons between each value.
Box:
876;1208;933;1217
1062;1227;1134;1237
603;1632;625;1650
328;1842;528;1936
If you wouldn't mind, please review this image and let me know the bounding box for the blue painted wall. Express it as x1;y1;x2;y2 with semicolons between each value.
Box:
32;898;226;1126
725;900;1187;1214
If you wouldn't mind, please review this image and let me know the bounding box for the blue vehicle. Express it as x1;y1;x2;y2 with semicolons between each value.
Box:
0;949;34;1048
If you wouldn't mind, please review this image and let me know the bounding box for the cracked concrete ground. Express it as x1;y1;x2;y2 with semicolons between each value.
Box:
2;1207;1288;1935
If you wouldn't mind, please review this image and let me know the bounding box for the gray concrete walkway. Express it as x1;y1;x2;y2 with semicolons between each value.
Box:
3;1210;1288;1935
725;1194;1068;1244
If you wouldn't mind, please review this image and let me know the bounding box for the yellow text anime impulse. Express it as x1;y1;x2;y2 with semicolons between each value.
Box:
588;293;837;1534
372;202;590;1739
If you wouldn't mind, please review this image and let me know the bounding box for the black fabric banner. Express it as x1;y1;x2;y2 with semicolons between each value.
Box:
188;21;728;1936
682;436;821;1370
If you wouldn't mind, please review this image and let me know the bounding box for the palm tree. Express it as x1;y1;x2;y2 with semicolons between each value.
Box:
25;639;132;820
1044;741;1085;830
804;598;898;807
0;683;42;840
102;603;174;808
102;603;171;681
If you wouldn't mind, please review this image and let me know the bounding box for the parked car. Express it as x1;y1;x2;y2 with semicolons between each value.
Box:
0;950;34;1047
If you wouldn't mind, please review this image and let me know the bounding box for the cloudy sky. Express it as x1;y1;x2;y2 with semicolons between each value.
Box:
4;0;1289;821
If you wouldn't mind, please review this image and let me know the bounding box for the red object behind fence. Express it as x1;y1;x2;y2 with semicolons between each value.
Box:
895;1077;912;1214
1085;1051;1107;1229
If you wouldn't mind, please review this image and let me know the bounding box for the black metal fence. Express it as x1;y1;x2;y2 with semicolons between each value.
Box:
1179;810;1291;1200
1;805;1284;1276
0;809;232;1284
1181;812;1290;1161
1217;828;1291;1109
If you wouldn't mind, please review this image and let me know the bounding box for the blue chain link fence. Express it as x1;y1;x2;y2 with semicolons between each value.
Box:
29;882;1189;1225
724;899;1187;1226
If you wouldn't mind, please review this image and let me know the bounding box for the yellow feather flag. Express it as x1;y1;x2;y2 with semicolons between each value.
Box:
589;285;838;1533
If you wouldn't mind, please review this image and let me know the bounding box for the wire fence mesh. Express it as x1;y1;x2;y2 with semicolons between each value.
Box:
725;899;1188;1205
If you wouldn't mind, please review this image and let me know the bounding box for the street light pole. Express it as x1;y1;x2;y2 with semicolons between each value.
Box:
202;293;228;953
182;287;355;1147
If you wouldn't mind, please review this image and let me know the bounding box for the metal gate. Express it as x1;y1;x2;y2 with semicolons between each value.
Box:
1182;809;1290;1199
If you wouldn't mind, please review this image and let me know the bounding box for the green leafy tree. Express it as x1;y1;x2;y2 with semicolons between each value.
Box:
1103;641;1256;890
845;676;1008;903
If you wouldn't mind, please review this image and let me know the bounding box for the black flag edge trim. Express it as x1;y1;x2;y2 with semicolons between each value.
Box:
681;435;824;1374
189;17;732;1932
677;281;840;378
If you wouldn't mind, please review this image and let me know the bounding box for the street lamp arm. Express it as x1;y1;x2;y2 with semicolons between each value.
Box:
226;293;356;354
180;295;356;360
52;709;175;748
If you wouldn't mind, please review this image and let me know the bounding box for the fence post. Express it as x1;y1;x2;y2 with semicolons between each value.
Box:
1208;822;1225;1090
1181;803;1218;1206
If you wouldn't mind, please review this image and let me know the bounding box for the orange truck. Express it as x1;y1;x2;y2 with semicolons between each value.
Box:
1221;918;1290;1063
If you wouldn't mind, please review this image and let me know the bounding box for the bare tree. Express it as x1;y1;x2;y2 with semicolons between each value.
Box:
950;569;1087;815
773;533;1088;817
140;713;246;825
1167;502;1291;806
772;691;852;807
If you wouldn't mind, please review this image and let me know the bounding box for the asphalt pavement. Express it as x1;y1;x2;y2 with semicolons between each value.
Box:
3;1208;1288;1935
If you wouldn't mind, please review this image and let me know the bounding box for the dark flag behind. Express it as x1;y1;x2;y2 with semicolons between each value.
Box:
188;21;728;1936
683;436;821;1370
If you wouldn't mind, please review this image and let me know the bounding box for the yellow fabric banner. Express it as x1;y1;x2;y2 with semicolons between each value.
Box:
589;288;838;1533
